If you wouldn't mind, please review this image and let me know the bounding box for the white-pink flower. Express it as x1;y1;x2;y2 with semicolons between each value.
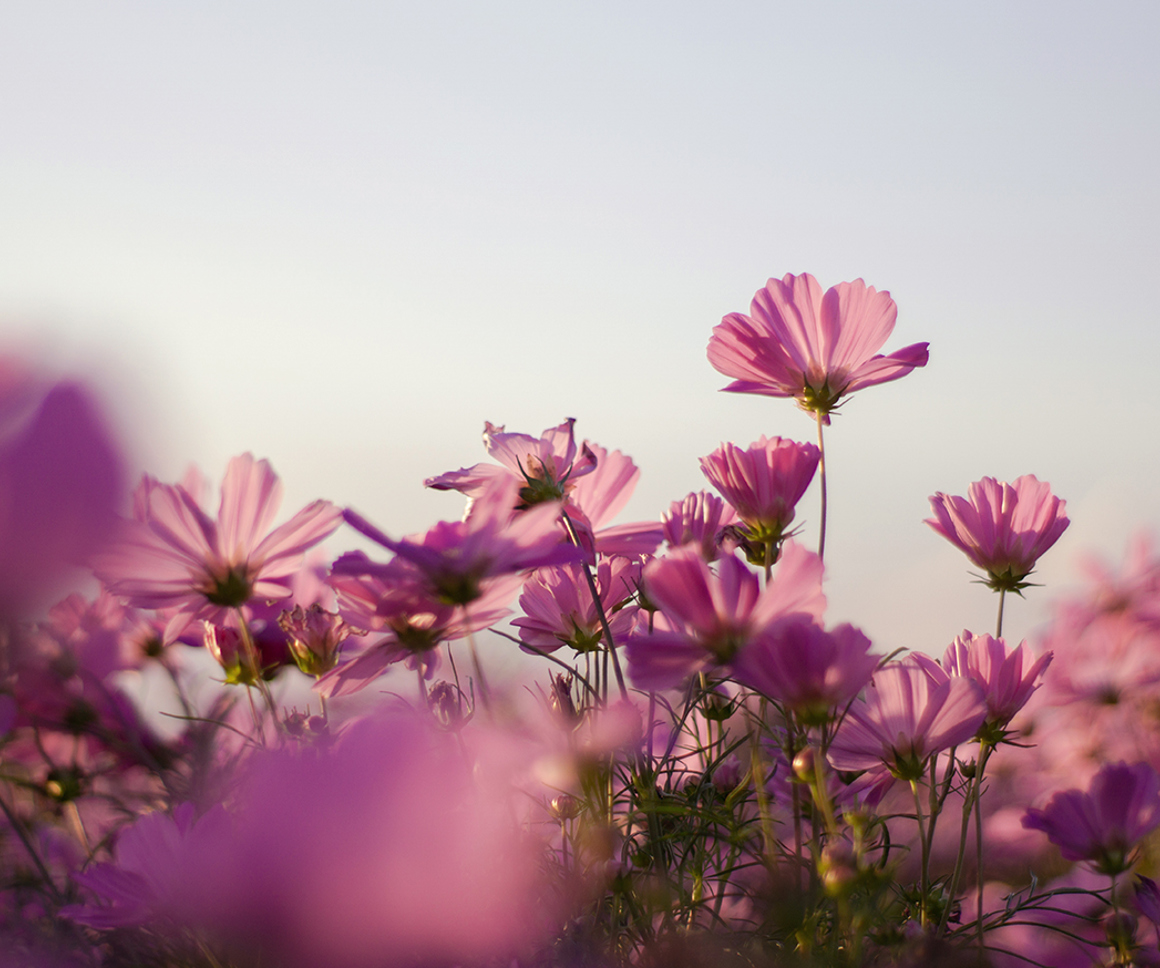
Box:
95;454;341;640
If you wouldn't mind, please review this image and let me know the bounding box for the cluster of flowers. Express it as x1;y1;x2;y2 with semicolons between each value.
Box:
0;272;1156;968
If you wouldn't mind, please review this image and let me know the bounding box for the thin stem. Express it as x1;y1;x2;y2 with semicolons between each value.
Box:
0;786;63;903
560;510;628;702
815;409;828;562
465;626;492;713
996;587;1007;639
912;778;930;927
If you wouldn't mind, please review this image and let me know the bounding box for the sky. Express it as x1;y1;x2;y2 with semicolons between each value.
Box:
1;1;1158;662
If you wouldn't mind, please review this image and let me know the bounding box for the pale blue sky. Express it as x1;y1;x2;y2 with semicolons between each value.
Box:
1;1;1157;657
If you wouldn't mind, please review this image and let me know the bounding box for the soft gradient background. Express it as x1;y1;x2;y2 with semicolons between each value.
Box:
2;1;1157;662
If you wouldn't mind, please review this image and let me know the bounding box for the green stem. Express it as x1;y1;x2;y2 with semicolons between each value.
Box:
996;587;1007;639
815;409;828;562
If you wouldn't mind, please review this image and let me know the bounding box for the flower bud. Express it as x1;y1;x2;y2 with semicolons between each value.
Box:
550;794;580;821
793;748;818;783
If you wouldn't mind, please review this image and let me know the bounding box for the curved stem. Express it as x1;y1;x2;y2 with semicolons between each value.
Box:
815;410;828;562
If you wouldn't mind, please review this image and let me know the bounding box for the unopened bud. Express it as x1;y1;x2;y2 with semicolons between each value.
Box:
792;748;818;782
550;794;580;821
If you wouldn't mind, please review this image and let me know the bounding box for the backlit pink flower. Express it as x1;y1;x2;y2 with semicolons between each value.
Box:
1022;761;1160;874
661;491;739;562
94;454;342;640
626;542;825;690
926;475;1069;591
732;619;879;724
929;630;1052;730
707;272;928;422
699;436;819;550
513;556;640;654
828;659;987;780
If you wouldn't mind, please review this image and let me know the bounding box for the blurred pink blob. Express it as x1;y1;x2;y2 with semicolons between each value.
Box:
0;362;125;616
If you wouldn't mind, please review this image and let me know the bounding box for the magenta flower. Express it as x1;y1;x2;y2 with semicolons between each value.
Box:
625;542;825;691
707;272;928;422
513;556;640;654
661;490;739;562
426;418;596;506
731;619;879;725
429;422;661;559
94;454;342;640
926;630;1053;731
926;475;1069;592
1022;762;1160;874
699;436;819;553
828;659;987;780
345;477;581;607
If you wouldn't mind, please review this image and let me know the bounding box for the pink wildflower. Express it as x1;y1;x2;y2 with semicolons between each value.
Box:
699;436;819;554
94;454;342;640
661;491;739;562
828;659;987;780
926;475;1069;592
1022;762;1160;874
732;619;879;725
707;272;928;422
926;630;1052;731
344;476;581;606
625;542;825;690
513;556;640;654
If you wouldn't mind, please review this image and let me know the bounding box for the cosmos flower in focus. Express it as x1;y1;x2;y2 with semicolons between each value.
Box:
926;475;1069;592
707;272;928;422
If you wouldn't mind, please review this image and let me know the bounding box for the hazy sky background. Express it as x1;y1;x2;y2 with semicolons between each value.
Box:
1;1;1158;665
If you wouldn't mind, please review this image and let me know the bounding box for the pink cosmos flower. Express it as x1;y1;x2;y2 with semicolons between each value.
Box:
94;455;342;640
344;476;582;607
661;490;739;562
707;272;929;422
918;630;1052;731
926;475;1069;592
828;659;987;780
427;421;661;559
625;542;825;691
731;619;879;724
699;436;819;550
317;553;520;696
513;556;640;654
1022;761;1160;874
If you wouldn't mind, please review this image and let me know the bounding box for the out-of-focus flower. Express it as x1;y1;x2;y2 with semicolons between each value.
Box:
317;553;520;696
661;491;739;562
197;711;549;967
625;542;825;690
699;436;819;556
344;476;581;607
514;556;639;654
94;454;342;640
828;659;987;780
919;630;1052;733
277;603;359;678
0;368;125;617
707;272;928;422
1022;761;1160;874
926;475;1069;592
732;619;879;724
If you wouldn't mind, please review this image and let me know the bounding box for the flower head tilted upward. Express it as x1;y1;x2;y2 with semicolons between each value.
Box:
707;272;928;422
926;475;1069;592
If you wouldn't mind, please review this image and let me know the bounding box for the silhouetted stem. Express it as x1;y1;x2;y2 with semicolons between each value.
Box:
996;587;1007;639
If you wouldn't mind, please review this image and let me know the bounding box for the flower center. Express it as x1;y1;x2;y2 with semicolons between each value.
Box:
204;567;253;607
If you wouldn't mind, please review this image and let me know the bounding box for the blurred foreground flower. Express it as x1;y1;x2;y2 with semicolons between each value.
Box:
0;363;124;617
1023;761;1160;875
